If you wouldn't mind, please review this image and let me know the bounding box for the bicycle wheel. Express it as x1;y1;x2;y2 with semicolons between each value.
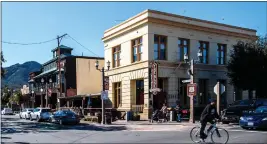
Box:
211;128;229;144
190;126;202;143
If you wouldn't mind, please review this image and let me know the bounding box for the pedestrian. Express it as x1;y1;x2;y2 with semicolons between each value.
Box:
175;101;182;122
160;103;168;122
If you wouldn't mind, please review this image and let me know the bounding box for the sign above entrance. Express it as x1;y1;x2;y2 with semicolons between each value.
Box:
150;62;158;90
187;83;197;97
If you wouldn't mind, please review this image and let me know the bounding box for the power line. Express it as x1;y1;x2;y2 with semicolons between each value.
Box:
1;37;57;45
67;35;100;58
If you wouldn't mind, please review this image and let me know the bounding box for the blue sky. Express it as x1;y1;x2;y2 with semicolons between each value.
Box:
2;2;267;67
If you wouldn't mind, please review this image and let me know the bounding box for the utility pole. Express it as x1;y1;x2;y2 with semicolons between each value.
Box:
57;34;67;109
189;59;195;123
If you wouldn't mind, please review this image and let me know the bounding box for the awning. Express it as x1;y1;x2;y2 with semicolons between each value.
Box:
34;67;57;79
58;93;101;99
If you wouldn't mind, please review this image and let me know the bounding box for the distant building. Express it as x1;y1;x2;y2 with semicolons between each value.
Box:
102;9;257;119
28;45;104;109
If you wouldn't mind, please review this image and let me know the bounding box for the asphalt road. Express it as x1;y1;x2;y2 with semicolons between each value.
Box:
1;115;267;143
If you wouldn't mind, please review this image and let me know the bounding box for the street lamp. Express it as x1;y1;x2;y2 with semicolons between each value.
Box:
41;78;44;108
95;59;110;125
184;49;203;123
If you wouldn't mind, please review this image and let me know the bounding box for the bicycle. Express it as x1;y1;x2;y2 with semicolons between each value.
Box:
190;119;229;144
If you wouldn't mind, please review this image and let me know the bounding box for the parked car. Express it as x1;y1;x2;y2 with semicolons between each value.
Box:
29;108;51;122
19;108;34;119
49;110;80;125
239;106;267;130
1;108;13;115
221;99;267;124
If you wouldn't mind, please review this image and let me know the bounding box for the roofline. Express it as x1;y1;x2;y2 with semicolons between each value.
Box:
147;9;256;32
104;9;256;35
42;55;104;66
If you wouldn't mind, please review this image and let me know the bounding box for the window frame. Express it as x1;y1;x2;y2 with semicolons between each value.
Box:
132;37;143;63
217;44;227;65
112;45;121;68
154;35;167;60
178;38;190;61
114;82;122;108
198;41;209;64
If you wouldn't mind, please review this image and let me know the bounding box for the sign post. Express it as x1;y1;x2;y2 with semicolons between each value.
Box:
214;82;225;115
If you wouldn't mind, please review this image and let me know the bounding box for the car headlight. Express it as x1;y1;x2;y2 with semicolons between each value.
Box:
240;117;245;120
262;117;267;121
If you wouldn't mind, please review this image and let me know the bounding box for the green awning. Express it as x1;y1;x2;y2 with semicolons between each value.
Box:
34;67;57;79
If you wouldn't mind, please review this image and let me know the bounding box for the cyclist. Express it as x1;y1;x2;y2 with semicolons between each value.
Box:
199;99;221;140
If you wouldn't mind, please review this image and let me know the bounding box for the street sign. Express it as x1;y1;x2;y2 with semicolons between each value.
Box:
187;83;197;97
214;83;225;95
182;79;191;83
101;91;108;100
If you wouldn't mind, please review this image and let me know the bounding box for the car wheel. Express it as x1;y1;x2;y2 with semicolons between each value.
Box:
30;115;33;121
49;118;52;123
36;116;40;122
241;126;249;130
19;114;22;119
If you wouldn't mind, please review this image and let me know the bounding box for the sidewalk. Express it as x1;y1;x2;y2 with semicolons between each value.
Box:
79;120;199;131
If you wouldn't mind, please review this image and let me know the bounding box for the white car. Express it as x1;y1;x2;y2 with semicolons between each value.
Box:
1;108;13;115
29;108;51;122
19;108;34;119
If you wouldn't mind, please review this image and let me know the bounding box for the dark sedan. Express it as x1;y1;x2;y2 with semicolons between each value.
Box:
239;106;267;130
49;110;80;125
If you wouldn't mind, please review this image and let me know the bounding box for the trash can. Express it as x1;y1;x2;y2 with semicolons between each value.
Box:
126;111;132;121
170;110;175;121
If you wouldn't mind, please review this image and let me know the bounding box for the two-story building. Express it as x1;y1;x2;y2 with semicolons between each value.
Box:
102;9;257;120
28;45;105;109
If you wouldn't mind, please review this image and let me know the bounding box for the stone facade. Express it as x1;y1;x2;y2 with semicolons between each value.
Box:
102;9;257;120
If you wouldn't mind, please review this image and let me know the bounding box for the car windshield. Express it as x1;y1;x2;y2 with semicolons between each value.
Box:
41;109;51;112
255;106;267;113
27;109;33;112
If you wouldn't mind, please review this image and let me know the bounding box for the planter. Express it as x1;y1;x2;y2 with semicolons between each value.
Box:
132;115;140;121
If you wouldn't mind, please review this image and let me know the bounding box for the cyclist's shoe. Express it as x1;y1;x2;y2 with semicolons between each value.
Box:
200;134;208;140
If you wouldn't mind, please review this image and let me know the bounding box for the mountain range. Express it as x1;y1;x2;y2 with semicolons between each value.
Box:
1;61;42;89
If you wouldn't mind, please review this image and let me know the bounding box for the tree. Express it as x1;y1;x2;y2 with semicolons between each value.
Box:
227;35;267;98
1;86;12;106
1;51;6;78
9;90;22;105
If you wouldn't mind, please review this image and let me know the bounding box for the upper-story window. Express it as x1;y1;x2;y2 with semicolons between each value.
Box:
198;41;209;64
178;38;190;61
112;45;121;68
217;44;227;65
132;37;143;62
154;35;167;60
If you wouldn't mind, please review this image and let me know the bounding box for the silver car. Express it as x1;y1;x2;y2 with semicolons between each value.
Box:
29;108;51;122
19;108;34;119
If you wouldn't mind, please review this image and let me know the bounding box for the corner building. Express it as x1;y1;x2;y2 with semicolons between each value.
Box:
102;9;257;120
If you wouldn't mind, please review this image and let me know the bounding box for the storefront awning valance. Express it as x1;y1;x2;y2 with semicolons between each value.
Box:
58;93;101;99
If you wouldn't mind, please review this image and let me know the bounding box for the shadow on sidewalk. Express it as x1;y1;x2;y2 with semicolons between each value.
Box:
1;121;127;135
